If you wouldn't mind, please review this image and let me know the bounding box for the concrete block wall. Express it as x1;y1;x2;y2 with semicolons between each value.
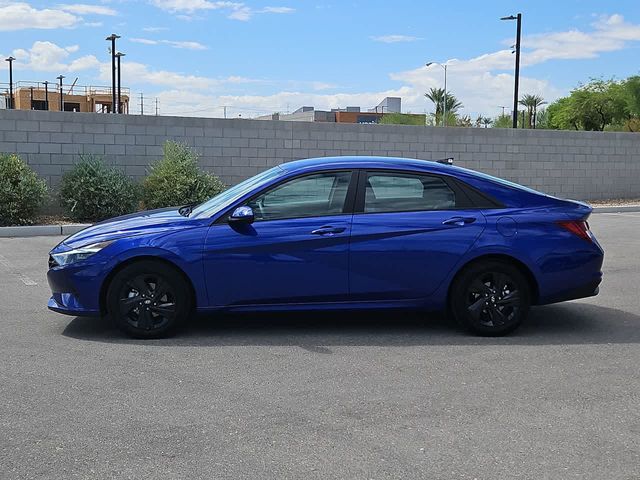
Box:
0;109;639;201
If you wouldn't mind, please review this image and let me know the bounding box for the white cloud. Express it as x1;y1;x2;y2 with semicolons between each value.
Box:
58;4;118;16
65;45;80;53
131;38;208;50
260;6;295;14
143;26;169;32
149;0;243;14
11;41;100;72
0;2;79;31
371;35;422;43
521;14;640;65
150;0;294;20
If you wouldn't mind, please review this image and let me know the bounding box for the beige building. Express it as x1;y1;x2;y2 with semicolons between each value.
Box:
2;82;129;113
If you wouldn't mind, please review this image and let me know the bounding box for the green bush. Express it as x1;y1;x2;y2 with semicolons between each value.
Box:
0;153;48;226
59;155;138;222
141;141;225;210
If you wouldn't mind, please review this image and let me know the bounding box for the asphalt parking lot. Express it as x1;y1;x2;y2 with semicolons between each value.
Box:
1;212;639;480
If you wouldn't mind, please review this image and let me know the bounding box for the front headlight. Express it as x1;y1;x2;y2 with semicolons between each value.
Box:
50;240;114;267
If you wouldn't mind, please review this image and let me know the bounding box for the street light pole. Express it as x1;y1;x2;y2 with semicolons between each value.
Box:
57;75;65;111
105;34;120;113
115;52;125;114
5;56;15;109
426;62;448;127
501;13;522;128
44;81;49;110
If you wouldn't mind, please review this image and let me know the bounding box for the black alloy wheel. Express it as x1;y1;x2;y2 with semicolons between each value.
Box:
451;261;531;336
106;261;192;338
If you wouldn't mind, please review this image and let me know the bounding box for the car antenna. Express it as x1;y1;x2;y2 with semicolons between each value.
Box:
435;157;454;165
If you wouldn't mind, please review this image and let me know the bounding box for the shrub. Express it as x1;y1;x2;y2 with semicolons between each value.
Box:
141;141;225;210
0;153;48;226
59;155;138;222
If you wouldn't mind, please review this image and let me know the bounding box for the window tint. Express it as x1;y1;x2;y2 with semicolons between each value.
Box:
249;171;352;221
364;172;456;213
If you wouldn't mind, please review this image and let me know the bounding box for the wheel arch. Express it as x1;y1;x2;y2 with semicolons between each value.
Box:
447;253;540;307
99;255;197;315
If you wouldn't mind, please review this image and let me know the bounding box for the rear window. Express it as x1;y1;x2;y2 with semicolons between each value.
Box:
364;172;456;213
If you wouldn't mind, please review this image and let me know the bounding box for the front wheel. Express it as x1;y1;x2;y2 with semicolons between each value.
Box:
450;261;531;336
106;260;192;339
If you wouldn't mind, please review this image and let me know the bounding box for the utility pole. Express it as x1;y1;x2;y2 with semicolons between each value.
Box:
57;75;65;111
501;13;522;128
139;92;144;115
105;34;120;113
29;86;34;109
223;106;227;119
155;98;159;116
115;52;125;113
5;56;15;109
44;81;49;110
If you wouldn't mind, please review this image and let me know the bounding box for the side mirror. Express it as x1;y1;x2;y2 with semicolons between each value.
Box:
229;205;254;224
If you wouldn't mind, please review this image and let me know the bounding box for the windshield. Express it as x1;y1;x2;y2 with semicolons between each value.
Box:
190;166;283;218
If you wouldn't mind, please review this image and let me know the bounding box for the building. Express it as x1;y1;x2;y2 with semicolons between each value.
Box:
1;81;130;113
257;97;407;124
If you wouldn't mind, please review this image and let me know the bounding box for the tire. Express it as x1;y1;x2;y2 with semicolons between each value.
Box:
106;260;192;339
450;260;531;336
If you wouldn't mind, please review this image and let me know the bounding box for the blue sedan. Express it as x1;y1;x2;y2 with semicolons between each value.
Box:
47;156;604;338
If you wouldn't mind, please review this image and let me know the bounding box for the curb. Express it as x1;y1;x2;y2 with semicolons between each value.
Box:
592;206;640;213
0;224;90;238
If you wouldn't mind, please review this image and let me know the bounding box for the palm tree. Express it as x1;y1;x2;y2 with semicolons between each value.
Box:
519;94;547;128
481;117;493;128
424;87;463;126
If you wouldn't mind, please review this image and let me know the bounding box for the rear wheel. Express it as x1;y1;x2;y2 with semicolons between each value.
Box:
451;260;530;336
106;260;192;339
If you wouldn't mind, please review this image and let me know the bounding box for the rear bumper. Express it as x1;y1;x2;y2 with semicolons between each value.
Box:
538;277;601;305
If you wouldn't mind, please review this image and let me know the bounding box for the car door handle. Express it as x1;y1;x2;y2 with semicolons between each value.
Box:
442;216;476;226
311;226;346;235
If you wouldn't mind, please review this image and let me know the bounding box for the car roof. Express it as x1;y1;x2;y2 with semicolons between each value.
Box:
279;156;455;174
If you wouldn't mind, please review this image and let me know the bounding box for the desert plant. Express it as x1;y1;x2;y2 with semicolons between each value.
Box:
59;154;138;222
141;141;225;210
0;153;48;226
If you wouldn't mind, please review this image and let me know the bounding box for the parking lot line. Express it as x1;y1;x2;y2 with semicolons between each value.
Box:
0;253;39;286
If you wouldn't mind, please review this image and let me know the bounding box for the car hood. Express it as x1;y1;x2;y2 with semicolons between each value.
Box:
60;207;200;250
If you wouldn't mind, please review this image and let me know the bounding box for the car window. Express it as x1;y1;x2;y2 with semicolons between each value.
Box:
248;171;352;221
364;172;456;213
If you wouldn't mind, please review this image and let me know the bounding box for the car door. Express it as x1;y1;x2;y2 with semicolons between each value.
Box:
203;170;356;307
349;169;486;300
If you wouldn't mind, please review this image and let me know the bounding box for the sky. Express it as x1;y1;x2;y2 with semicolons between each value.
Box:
1;0;639;119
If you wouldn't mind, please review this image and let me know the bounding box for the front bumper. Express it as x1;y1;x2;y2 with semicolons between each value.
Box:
47;262;105;317
48;294;100;316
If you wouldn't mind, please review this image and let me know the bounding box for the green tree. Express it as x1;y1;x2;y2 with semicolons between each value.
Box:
545;79;628;131
424;87;463;125
492;114;512;128
519;94;547;128
379;112;426;126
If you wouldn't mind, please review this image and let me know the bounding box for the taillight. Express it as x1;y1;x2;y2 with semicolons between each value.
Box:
557;220;593;242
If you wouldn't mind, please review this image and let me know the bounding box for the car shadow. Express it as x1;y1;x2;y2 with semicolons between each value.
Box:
61;302;640;348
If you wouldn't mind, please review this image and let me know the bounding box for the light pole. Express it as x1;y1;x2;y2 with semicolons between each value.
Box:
5;56;15;109
44;81;49;110
498;105;507;116
115;52;125;114
105;33;120;113
426;62;448;126
57;75;65;111
501;13;522;128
